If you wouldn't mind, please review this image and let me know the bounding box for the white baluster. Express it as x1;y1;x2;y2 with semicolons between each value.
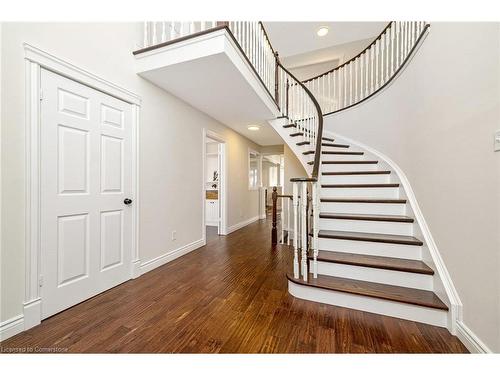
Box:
312;181;319;278
292;182;299;279
370;47;375;93
364;52;369;97
190;22;196;34
160;22;167;43
170;22;176;40
349;62;353;105
286;198;290;246
301;182;308;281
200;21;207;31
179;22;185;37
143;21;149;47
355;57;359;102
380;34;385;86
151;22;157;45
281;196;285;244
327;73;331;113
390;23;395;76
375;39;380;89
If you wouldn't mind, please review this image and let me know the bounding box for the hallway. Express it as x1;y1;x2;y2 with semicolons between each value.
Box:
1;218;467;353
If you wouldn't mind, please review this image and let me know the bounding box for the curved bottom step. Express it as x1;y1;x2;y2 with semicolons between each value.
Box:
287;273;449;328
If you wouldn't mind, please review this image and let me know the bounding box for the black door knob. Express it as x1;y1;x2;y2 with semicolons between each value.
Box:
124;198;133;205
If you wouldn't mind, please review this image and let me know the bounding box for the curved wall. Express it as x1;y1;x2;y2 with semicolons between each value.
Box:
324;23;500;352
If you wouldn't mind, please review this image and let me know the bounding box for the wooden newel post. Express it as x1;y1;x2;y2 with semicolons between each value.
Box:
271;186;278;246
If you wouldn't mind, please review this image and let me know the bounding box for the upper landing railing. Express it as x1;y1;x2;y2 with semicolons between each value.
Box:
302;21;430;115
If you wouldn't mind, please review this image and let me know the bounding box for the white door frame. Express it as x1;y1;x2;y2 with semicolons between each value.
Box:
23;44;141;330
202;128;228;239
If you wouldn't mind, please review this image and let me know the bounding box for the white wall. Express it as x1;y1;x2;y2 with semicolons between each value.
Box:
282;37;374;81
325;23;500;352
0;23;261;325
283;144;307;195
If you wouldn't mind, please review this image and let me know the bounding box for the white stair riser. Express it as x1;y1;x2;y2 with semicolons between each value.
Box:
321;153;366;161
320;202;406;215
319;218;413;236
288;281;448;328
321;187;399;198
321;163;379;172
321;174;390;184
318;237;422;260
312;261;433;290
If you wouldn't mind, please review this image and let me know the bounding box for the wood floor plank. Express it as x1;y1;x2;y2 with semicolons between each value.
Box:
0;219;467;353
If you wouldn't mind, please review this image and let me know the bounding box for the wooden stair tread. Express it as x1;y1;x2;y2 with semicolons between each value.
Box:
310;161;379;165
322;183;400;188
319;212;414;223
323;160;378;164
309;250;434;275
322;143;350;148
296;141;310;146
322;171;390;175
304;150;363;155
290;132;303;137
283;124;296;128
321;198;407;204
286;273;447;310
317;229;423;246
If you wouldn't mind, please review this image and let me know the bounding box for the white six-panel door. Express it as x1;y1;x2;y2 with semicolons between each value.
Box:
40;69;133;319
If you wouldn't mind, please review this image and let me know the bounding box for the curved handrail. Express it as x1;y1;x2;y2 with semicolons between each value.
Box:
277;61;324;181
301;22;430;116
303;22;393;83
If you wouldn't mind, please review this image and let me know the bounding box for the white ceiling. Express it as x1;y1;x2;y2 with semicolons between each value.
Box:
138;49;282;146
263;22;388;58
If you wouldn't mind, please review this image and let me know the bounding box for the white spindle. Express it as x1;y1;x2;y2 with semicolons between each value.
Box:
151;22;157;45
301;182;308;280
312;182;319;278
355;58;359;102
286;198;290;246
391;23;395;76
349;62;353;105
292;182;299;279
143;22;149;47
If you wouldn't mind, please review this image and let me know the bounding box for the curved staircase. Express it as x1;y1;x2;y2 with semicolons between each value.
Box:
268;21;455;330
281;130;449;327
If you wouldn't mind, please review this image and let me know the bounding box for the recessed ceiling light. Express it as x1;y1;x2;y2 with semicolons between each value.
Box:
317;26;329;37
247;125;260;131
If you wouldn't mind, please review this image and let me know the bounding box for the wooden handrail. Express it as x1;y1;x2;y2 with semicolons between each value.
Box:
279;60;324;181
302;22;393;83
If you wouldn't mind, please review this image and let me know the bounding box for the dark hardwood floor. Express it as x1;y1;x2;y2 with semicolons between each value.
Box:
1;217;467;353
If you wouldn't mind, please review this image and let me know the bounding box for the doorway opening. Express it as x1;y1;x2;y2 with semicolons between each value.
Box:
261;154;284;217
203;130;227;240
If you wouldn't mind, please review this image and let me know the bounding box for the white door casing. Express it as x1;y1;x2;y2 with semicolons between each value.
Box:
40;68;134;319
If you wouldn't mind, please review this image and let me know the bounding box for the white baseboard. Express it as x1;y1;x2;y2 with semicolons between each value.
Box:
259;214;266;219
139;238;205;275
23;298;41;330
226;215;260;234
455;320;492;353
131;259;141;279
0;315;24;342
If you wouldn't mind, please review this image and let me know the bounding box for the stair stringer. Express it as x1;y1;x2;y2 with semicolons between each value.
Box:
324;130;463;335
267;117;313;175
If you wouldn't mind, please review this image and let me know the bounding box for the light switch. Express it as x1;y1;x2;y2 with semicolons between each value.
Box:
495;130;500;152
